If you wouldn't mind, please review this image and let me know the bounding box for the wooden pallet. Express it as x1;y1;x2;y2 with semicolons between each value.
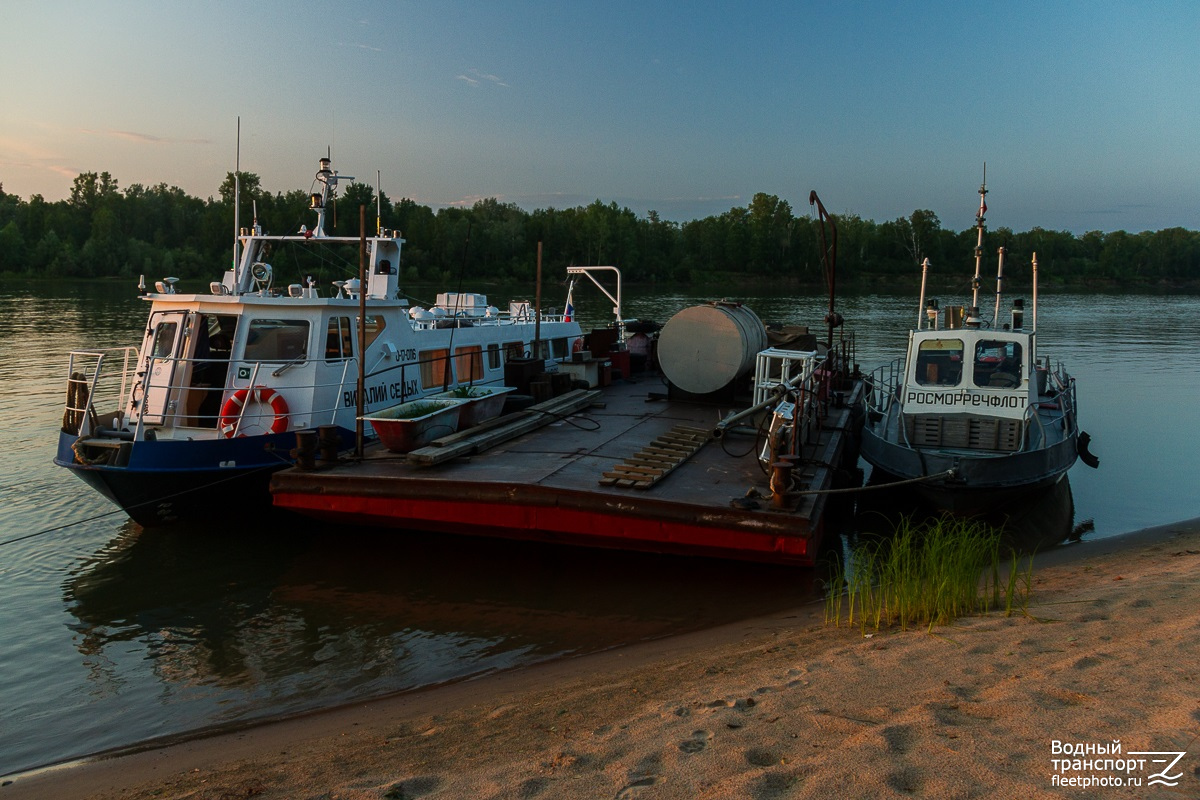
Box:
599;425;711;489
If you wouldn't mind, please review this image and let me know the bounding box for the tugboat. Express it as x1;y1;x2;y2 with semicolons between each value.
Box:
860;175;1096;513
55;156;583;526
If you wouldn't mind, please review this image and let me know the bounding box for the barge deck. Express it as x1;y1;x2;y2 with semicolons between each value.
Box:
271;373;863;566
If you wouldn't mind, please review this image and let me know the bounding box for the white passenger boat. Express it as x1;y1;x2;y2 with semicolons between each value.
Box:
55;157;583;526
860;178;1097;513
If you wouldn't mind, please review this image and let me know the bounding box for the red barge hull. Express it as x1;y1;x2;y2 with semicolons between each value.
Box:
272;376;863;567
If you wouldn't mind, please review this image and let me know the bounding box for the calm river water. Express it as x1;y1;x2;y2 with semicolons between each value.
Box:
1;281;1197;776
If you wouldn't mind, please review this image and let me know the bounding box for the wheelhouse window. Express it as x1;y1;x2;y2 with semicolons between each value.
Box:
362;314;386;349
325;316;353;361
244;319;310;363
973;340;1023;388
914;339;963;386
151;321;178;358
487;343;501;370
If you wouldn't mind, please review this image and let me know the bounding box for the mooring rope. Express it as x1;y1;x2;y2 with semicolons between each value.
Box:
789;468;957;497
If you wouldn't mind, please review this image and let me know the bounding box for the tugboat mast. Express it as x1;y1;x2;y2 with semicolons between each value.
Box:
969;164;987;321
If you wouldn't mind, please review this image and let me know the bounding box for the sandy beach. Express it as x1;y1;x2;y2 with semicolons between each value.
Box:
5;519;1199;800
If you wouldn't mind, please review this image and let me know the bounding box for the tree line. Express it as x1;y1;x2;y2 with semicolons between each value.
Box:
1;171;1197;290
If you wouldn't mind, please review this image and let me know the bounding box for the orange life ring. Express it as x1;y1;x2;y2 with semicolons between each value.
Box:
219;385;289;438
572;337;584;353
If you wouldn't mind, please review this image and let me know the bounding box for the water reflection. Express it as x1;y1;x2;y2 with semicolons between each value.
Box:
854;474;1077;554
63;521;825;725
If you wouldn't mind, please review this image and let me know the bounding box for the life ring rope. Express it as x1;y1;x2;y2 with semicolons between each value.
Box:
219;385;289;438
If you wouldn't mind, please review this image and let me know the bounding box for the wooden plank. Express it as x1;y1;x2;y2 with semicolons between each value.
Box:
599;423;711;490
407;389;601;466
612;464;664;476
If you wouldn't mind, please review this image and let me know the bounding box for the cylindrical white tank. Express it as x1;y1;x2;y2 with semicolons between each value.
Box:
657;302;768;394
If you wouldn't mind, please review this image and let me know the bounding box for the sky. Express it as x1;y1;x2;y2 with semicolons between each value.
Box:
2;0;1198;235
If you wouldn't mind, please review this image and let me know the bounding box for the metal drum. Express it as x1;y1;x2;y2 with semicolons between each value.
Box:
657;302;768;394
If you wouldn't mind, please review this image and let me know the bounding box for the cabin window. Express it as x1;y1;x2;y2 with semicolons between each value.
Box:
419;348;451;389
455;345;484;382
973;340;1023;388
244;319;310;363
914;339;963;386
361;314;386;349
504;341;526;361
551;337;568;360
487;343;501;370
325;316;354;361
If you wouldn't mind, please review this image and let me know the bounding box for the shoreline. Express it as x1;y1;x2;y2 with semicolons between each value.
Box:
5;518;1200;799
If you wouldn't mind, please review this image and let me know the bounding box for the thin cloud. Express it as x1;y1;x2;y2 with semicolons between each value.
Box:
0;136;82;181
81;129;208;145
338;40;383;52
457;68;509;88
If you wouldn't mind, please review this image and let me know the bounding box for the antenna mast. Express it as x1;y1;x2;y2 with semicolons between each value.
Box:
232;117;241;275
970;164;987;315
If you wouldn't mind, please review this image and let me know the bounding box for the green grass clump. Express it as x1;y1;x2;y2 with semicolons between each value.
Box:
825;516;1033;634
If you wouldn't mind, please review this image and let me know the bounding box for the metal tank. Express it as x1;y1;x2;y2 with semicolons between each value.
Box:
657;302;768;395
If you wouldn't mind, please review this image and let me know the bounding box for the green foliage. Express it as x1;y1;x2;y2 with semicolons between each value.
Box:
3;171;1200;286
825;516;1033;633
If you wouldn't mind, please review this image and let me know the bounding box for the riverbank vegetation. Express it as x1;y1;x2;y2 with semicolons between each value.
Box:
825;516;1033;633
2;171;1198;290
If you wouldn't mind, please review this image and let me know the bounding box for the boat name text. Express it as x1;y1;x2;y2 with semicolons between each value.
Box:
905;390;1027;409
344;379;421;408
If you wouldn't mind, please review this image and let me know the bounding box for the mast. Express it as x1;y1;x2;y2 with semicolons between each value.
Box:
1031;251;1039;332
970;164;987;317
310;155;353;238
993;246;1006;328
232;117;241;277
917;257;931;329
808;191;839;349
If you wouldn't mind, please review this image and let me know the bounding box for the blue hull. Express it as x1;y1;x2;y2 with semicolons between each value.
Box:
54;428;354;527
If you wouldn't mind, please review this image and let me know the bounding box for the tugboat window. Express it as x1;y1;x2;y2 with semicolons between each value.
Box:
914;339;963;386
244;319;310;362
973;340;1022;387
152;322;178;358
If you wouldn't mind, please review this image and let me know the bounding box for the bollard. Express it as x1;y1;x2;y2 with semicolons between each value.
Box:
293;430;318;470
317;425;341;465
770;460;794;509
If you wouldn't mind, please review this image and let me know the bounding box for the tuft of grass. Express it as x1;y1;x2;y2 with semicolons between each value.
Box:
399;401;449;417
825;515;1034;634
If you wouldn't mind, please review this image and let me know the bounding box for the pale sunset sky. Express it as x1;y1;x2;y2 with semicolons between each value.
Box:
2;0;1197;234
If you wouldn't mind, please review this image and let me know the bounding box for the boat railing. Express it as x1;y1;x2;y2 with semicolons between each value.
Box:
864;357;905;418
115;354;361;437
719;346;840;458
408;309;573;331
62;347;139;436
72;341;577;441
1025;358;1077;450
